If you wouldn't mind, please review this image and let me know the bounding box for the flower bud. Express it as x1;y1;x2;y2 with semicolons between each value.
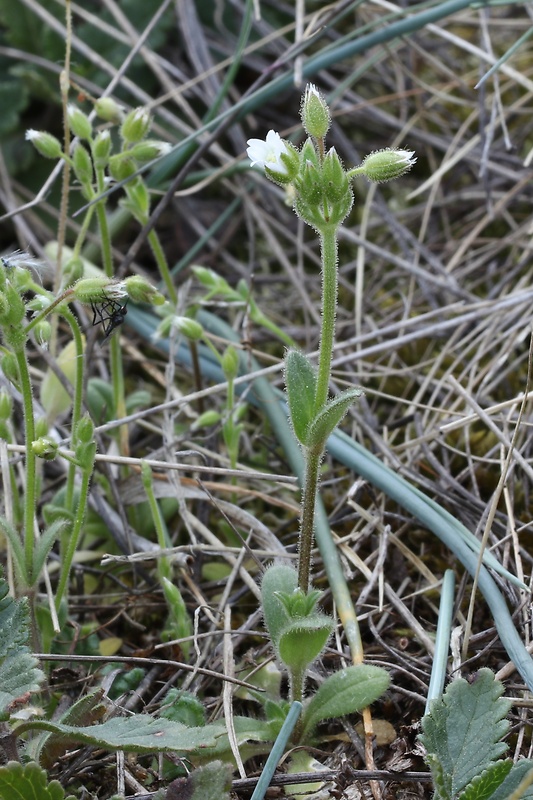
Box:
1;353;19;387
91;130;112;168
0;389;12;421
75;414;94;445
120;107;151;144
67;105;92;140
94;97;124;124
192;409;221;429
25;130;63;159
357;149;416;183
108;155;137;183
73;277;127;304
128;140;172;162
72;143;93;185
173;316;204;341
32;436;58;460
322;147;349;203
124;275;165;305
301;84;330;139
222;345;239;380
33;320;52;349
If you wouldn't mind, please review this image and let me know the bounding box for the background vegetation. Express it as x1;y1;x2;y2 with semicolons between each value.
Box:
1;0;533;798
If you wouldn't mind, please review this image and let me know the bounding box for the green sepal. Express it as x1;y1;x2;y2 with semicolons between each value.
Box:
277;614;334;673
304;387;362;450
285;349;317;445
261;565;298;648
274;587;322;618
300;664;390;741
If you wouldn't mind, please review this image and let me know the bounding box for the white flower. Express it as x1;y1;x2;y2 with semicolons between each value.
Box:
246;130;289;175
393;149;417;167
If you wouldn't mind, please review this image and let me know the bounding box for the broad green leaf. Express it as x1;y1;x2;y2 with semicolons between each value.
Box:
0;578;30;657
278;615;334;673
301;665;390;741
304;388;362;450
261;565;298;648
0;573;44;715
458;760;513;800
16;715;222;754
0;651;44;716
38;689;107;767
488;760;533;800
285;349;317;444
0;761;76;800
420;670;511;798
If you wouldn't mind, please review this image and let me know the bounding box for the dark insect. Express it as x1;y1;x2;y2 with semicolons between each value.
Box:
91;295;128;340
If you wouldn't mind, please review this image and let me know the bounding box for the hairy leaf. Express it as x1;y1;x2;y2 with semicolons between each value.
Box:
285;349;317;445
457;760;512;800
16;715;221;754
301;665;390;740
278;615;334;673
488;760;533;800
0;761;76;800
0;572;44;715
304;388;362;450
420;670;511;798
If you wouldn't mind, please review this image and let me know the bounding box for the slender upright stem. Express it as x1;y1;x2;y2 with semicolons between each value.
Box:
314;226;338;414
14;349;37;587
297;445;321;593
297;225;339;593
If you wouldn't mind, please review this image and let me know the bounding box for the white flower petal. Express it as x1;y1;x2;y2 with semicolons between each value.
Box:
246;130;289;174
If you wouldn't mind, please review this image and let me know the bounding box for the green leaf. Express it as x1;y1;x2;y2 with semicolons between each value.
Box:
0;651;44;716
278;615;334;673
420;669;511;798
304;388;362;450
0;572;44;715
15;715;222;754
38;689;107;767
0;516;27;585
285;349;317;444
457;760;513;800
0;761;76;800
32;518;68;580
426;753;453;800
261;565;298;648
488;760;533;800
0;577;30;657
300;665;390;741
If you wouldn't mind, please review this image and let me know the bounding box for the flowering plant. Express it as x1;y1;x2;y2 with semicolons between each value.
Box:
248;84;415;709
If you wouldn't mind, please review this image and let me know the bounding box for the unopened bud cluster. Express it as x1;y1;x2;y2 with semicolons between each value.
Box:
246;83;415;233
26;100;171;213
